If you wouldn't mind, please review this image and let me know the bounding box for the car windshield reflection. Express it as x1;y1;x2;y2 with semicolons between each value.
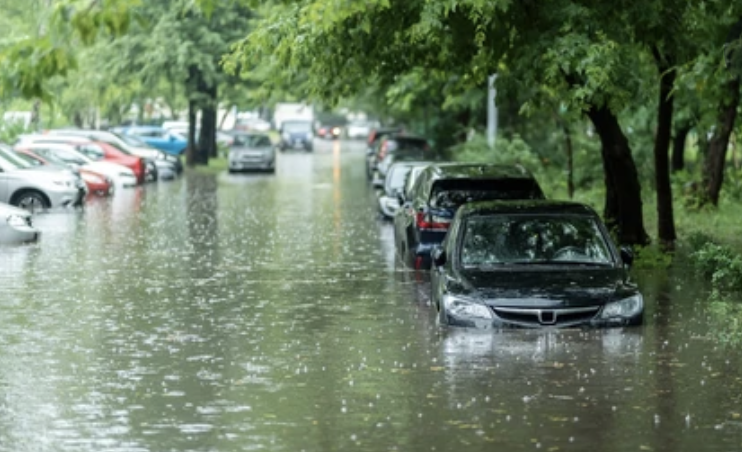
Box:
460;214;614;268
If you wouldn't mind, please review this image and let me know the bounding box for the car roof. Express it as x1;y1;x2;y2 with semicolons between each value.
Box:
425;163;536;180
457;200;599;217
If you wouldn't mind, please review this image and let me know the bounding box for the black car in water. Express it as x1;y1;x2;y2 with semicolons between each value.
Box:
430;200;643;329
394;163;545;269
278;120;314;152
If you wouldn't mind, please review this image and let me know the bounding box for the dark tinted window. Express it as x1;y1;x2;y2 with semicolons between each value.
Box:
460;215;612;267
430;179;543;209
233;134;272;147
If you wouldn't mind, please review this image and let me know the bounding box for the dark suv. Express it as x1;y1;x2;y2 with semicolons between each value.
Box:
393;163;545;269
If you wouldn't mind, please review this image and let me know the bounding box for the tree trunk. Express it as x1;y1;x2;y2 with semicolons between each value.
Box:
218;104;232;130
587;104;649;246
554;115;574;199
702;76;741;206
198;83;218;159
652;50;677;248
185;98;203;166
672;122;691;172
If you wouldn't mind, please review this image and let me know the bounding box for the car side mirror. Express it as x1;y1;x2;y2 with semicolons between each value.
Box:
396;192;405;205
432;246;447;267
620;246;634;268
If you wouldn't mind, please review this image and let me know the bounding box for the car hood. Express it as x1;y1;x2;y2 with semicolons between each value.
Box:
83;162;134;176
450;267;636;308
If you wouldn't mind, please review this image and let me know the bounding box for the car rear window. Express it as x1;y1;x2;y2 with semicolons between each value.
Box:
429;179;543;208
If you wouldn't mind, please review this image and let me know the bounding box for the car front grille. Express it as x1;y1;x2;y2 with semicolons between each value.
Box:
493;306;600;327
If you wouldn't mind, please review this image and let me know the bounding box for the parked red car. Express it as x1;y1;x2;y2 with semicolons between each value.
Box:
14;148;114;196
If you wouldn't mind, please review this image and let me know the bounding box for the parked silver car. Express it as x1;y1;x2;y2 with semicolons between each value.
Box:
228;133;275;173
0;144;85;212
378;162;432;219
0;201;39;244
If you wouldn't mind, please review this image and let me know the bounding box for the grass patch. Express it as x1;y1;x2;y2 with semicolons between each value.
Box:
185;157;228;175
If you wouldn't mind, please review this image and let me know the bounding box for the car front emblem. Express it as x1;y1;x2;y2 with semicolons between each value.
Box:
538;310;557;325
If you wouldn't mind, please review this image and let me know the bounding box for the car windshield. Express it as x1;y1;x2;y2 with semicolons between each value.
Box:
76;144;106;160
52;147;92;165
283;122;312;133
13;151;44;167
114;132;150;148
430;179;542;208
460;214;614;267
233;134;272;147
0;146;33;169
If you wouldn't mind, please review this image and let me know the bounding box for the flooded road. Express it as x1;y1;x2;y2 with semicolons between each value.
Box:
2;140;742;452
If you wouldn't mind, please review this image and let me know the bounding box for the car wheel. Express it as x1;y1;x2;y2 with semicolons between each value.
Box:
12;190;50;213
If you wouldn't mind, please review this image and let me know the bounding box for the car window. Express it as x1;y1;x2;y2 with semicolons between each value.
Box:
460;215;613;267
13;151;43;167
233;134;271;147
430;179;543;209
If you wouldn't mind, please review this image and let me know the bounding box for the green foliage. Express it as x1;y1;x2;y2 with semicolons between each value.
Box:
690;242;742;291
447;134;541;169
632;245;674;269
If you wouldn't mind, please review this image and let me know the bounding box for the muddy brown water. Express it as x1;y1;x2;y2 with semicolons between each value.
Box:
1;140;741;451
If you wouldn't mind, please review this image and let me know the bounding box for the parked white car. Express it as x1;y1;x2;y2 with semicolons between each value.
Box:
0;201;39;244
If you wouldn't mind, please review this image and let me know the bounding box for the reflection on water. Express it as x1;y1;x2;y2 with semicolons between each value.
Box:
2;141;742;451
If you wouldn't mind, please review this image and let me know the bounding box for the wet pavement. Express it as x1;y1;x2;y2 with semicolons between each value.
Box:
1;139;742;452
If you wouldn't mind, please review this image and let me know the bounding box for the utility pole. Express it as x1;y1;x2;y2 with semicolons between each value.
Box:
487;74;498;149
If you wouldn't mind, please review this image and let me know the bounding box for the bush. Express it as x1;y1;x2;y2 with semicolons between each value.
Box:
690;242;742;291
446;134;542;170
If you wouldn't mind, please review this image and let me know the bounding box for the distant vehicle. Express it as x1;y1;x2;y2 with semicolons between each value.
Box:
366;134;431;184
161;120;189;131
278;120;314;152
14;143;138;188
273;103;314;131
394;163;545;270
167;126;235;148
430;200;643;329
377;161;432;219
347;120;379;139
15;148;114;197
0;202;39;244
113;126;187;156
228;133;275;173
0;144;85;212
316;124;342;140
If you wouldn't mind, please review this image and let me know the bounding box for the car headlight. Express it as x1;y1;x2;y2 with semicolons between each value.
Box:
600;294;643;319
6;214;28;228
443;295;493;320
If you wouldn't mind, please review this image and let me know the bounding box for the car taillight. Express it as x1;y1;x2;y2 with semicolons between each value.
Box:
415;211;450;231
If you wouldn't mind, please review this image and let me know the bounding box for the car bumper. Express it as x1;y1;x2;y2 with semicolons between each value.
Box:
443;307;643;329
0;224;40;244
412;243;436;269
229;159;274;171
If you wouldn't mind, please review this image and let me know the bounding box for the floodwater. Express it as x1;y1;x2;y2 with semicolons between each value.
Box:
1;140;741;452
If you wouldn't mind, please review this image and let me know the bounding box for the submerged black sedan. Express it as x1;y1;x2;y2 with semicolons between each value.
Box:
430;200;643;329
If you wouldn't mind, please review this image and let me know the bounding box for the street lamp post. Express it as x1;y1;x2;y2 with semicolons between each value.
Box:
487;74;498;150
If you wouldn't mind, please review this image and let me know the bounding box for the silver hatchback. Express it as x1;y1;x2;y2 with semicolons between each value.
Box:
0;144;86;212
228;133;275;173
